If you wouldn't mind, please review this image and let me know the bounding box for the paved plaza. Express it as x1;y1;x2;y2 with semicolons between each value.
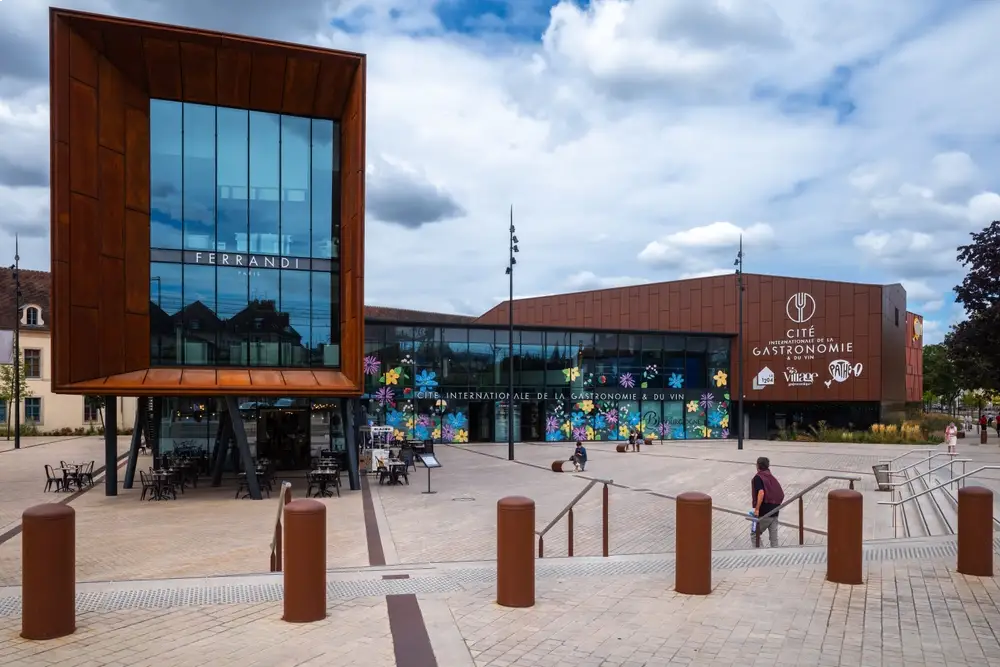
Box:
0;436;999;665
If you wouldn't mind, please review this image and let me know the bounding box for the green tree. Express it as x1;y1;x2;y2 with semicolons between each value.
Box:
922;343;961;412
84;395;106;429
0;362;34;439
947;220;1000;392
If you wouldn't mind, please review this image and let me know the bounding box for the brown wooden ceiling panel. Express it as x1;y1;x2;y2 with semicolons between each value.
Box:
53;142;70;263
281;370;319;388
101;25;148;94
52;261;71;388
250;369;285;387
249;51;287;113
282;56;320;116
145;368;183;386
313;60;355;118
312;370;352;389
143;37;182;99
181;369;218;387
179;41;217;105
215;47;252;108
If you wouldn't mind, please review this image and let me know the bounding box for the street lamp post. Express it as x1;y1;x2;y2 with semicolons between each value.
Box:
505;206;519;461
733;235;744;451
9;236;22;450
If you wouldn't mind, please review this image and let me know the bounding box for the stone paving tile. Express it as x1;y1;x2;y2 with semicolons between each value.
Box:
435;558;1000;667
0;436;131;534
0;455;369;585
0;595;394;667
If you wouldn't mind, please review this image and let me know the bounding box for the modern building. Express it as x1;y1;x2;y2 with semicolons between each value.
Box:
1;270;137;433
361;274;924;443
48;8;366;495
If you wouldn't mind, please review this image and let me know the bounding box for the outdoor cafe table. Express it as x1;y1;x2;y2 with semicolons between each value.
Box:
58;463;87;491
384;459;407;486
310;468;339;497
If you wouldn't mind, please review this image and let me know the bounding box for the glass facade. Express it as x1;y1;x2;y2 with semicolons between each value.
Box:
149;100;341;367
361;324;733;444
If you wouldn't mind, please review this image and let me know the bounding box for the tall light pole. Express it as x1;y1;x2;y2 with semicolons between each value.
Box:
10;235;22;450
505;206;519;461
733;235;744;451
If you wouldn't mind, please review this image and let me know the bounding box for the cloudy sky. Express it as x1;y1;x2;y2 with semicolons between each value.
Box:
2;0;999;343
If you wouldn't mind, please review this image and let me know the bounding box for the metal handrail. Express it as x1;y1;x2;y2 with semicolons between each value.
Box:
884;458;970;488
269;481;292;572
889;452;956;477
537;477;612;558
745;474;861;547
879;465;1000;507
879;447;938;465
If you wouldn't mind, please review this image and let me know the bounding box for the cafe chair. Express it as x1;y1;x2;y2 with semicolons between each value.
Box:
44;465;64;492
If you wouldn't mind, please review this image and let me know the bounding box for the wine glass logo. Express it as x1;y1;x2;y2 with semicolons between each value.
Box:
786;292;816;323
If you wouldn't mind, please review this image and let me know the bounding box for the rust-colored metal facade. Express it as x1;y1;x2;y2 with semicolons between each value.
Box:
905;312;925;404
477;273;921;414
48;9;366;397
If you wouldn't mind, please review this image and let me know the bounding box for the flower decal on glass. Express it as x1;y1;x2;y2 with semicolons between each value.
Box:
577;400;595;414
619;373;635;388
572;426;587;441
599;375;608;384
592;414;607;429
713;370;728;387
363;355;381;375
686;401;699;413
374;387;395;407
643;365;658;379
700;393;715;410
658;422;672;438
721;428;730;438
545;416;560;433
401;354;414;365
442;425;456;442
381;367;402;385
708;411;723;428
434;399;448;411
701;427;713;438
563;367;581;382
453;429;469;443
605;409;619;425
668;373;684;389
445;412;468;430
415;369;439;392
720;415;730;428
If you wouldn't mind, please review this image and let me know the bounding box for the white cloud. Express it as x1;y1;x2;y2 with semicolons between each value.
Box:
900;279;938;303
565;271;650;291
0;0;998;322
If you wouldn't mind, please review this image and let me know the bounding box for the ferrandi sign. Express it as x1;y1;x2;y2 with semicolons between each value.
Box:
751;292;854;362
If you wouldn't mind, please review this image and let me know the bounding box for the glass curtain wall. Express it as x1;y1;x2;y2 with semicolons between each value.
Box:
361;323;732;444
149;100;341;368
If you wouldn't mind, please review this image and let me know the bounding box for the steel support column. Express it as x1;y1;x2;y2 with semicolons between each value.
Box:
226;396;261;499
123;401;145;489
345;399;361;491
104;397;118;496
210;417;231;487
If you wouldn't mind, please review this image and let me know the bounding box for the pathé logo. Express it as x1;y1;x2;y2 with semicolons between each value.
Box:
828;359;863;383
785;292;816;324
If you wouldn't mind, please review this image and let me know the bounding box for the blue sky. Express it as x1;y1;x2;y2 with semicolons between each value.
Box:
1;0;999;343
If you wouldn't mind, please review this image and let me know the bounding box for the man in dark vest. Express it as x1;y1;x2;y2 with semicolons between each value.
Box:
752;456;785;548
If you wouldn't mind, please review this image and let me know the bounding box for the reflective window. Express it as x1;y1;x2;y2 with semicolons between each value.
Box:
150;100;182;249
149;100;341;368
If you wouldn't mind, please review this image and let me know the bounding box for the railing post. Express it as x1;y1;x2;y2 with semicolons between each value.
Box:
798;496;804;545
567;508;574;557
602;482;609;557
537;535;544;558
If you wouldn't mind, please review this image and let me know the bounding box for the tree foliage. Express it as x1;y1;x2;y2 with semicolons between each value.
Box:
946;220;1000;392
0;363;34;436
922;343;961;407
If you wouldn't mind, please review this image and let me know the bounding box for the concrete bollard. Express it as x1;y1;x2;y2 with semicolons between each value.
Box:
675;492;712;595
616;444;627;453
957;486;994;577
497;496;535;608
827;489;863;585
981;428;988;445
21;504;76;640
282;499;327;622
551;460;567;472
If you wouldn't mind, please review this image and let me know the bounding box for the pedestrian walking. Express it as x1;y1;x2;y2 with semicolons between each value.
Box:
752;457;785;548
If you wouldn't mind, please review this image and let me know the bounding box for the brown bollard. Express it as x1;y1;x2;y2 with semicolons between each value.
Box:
21;504;76;640
827;489;863;585
675;492;712;595
616;444;627;453
497;496;535;608
551;460;566;472
283;499;327;622
957;486;994;577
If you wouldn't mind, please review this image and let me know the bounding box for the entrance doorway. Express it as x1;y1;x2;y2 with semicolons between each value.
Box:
520;402;543;441
468;401;495;442
257;408;310;469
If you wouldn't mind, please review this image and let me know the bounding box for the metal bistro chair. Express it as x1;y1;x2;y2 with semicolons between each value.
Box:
44;465;64;492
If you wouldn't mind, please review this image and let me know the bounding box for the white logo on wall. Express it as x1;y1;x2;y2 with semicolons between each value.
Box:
784;367;819;387
824;359;864;388
786;292;817;324
753;366;775;390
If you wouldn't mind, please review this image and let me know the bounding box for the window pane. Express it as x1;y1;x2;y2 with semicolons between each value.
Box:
150;262;183;365
311;271;331;367
217;266;248;365
150;100;182;249
217;107;248;253
281;269;311;367
249;112;281;253
248;269;280;366
182;103;216;250
311;120;338;259
281;116;311;258
182;264;216;365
